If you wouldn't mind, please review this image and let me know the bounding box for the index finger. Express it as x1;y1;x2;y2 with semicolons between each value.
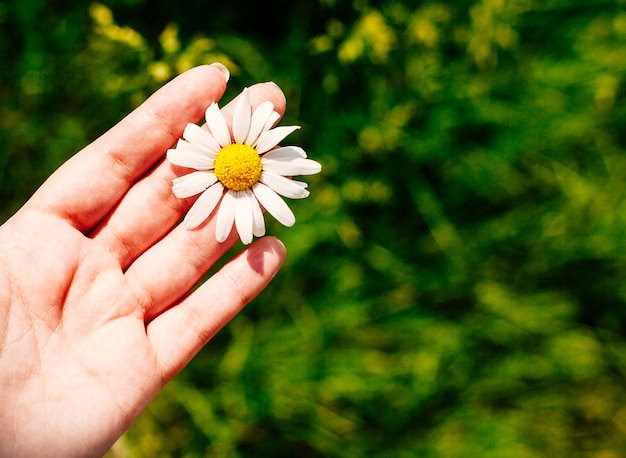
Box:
26;64;230;232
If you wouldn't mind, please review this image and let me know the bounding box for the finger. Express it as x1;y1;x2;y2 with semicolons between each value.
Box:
146;236;286;383
26;64;229;232
124;206;241;322
90;82;287;269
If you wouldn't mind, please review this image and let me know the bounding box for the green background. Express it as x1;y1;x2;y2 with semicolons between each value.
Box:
3;0;626;456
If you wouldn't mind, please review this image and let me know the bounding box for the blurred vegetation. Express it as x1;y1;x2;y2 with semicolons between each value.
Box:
3;0;626;456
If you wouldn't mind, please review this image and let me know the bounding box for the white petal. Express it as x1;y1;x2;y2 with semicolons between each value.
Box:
262;158;322;176
245;101;275;146
183;123;221;153
250;193;265;237
233;88;251;144
262;145;307;159
167;140;215;170
184;182;224;229
172;171;218;198
260;171;310;199
264;111;281;132
252;182;296;227
215;190;236;242
205;102;231;147
234;190;254;245
254;125;300;154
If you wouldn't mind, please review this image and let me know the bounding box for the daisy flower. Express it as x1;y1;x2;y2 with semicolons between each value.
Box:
167;87;322;245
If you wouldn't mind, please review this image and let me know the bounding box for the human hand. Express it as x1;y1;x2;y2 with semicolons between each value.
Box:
0;65;287;457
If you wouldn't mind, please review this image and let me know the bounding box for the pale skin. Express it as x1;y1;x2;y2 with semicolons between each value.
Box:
0;65;287;457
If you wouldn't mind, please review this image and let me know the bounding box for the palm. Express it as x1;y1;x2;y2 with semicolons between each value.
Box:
0;213;157;456
0;66;286;457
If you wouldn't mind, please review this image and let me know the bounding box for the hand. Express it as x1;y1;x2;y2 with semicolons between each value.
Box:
0;65;287;457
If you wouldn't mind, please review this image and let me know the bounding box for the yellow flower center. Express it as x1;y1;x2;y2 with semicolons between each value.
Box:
214;144;262;191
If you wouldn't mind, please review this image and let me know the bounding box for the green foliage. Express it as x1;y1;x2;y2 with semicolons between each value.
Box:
3;0;626;455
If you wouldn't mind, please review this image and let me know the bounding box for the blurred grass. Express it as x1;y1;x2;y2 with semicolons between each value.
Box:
3;0;626;456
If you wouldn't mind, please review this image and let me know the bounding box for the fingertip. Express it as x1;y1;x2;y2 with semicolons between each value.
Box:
247;82;287;116
219;82;288;128
246;236;286;276
264;235;286;258
175;64;228;98
263;82;287;113
208;62;231;83
153;65;229;127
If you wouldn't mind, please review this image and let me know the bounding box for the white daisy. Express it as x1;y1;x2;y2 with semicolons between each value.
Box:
167;87;322;245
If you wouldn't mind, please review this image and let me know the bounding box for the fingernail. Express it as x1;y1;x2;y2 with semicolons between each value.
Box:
209;62;230;83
